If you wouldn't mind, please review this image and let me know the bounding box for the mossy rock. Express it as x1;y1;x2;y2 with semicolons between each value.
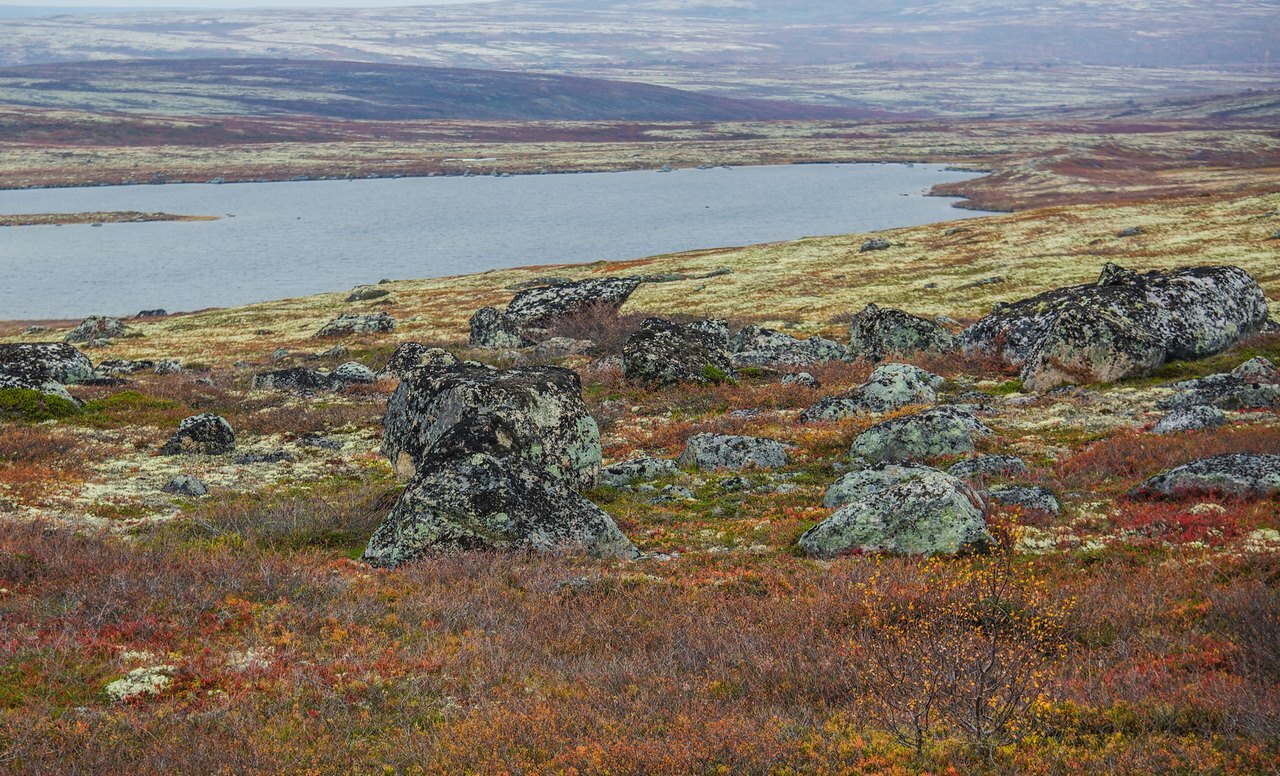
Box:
0;388;80;422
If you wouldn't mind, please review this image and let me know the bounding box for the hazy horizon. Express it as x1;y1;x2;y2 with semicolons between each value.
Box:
1;0;492;8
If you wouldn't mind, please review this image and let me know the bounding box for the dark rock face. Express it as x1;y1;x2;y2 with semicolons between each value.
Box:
801;463;990;557
97;359;156;376
1132;454;1280;499
730;325;849;367
0;343;95;390
135;309;168;318
948;454;1030;481
622;317;735;386
363;453;636;566
65;316;127;343
162;475;208;497
677;433;791;471
469;277;641;348
314;312;396;338
847;303;959;362
850;406;992;464
382;364;602;491
1152;405;1227;434
379;343;460;378
988;486;1060;516
962;264;1271;391
160;414;235;455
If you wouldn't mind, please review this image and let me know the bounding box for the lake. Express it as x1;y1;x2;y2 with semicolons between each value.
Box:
0;163;993;319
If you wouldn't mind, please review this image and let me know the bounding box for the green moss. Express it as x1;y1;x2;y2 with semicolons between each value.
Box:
0;388;80;422
986;379;1025;395
77;390;186;429
701;364;731;383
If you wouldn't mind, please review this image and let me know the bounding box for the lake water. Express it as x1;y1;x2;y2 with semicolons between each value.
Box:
0;163;993;319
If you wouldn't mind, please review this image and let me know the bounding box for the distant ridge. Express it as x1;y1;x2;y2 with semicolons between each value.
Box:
0;59;893;122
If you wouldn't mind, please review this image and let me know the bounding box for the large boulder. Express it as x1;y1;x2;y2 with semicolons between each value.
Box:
382;364;601;491
65;316;127;344
677;433;791;471
1131;454;1280;499
0;343;95;391
314;312;395;338
159;414;235;455
622;317;735;386
800;463;990;557
847;303;959;362
730;325;849;367
363;453;636;566
798;363;941;423
963;264;1271;391
850;406;992;464
469;277;641;348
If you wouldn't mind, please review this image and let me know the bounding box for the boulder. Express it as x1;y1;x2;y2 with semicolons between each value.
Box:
622;317;735;386
469;277;641;348
135;309;168;318
948;454;1030;481
252;367;331;392
1152;405;1227;434
346;285;391;302
677;433;791;471
379;343;460;378
800;463;990;557
849;406;992;464
162;475;208;497
1233;357;1279;384
988;485;1060;516
799;363;941;423
847;303;959;362
730;325;849;367
97;359;155;376
601;457;680;487
65;316;127;343
154;360;184;375
234;450;296;465
362;453;636;566
962;264;1271;391
798;397;863;423
782;372;820;388
328;361;377;388
1132;454;1280;499
314;312;395;338
382;364;601;490
1160;374;1280;411
159;414;235;455
859;238;892;252
0;343;96;390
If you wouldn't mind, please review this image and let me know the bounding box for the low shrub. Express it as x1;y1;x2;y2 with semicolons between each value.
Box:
0;388;79;422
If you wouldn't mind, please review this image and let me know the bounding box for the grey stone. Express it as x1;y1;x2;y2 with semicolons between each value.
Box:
314;312;395;338
65;316;127;343
782;372;819;388
1132;454;1280;499
380;343;460;378
533;337;595;360
801;463;990;557
963;264;1271;391
678;433;791;471
848;303;959;362
988;485;1060;516
0;343;96;390
948;454;1030;480
859;238;892;252
470;277;641;348
622;317;735;387
850;406;992;464
730;324;849;367
601;457;679;487
346;285;391;302
234;450;296;465
162;475;208;497
1152;405;1227;434
1232;357;1279;384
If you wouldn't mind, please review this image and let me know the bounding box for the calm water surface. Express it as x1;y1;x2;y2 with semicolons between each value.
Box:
0;164;993;319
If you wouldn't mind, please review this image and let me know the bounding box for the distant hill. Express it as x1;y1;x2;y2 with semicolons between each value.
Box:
0;59;880;121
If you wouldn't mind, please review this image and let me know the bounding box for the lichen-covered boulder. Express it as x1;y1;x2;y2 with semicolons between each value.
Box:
797;397;863;423
469;277;641;348
798;363;941;423
850;406;992;464
379;343;460;378
363;453;636;566
346;285;390;302
1232;357;1279;384
948;454;1030;481
252;367;332;392
160;413;235;455
622;317;735;386
0;343;95;393
601;457;680;487
1132;454;1280;499
783;372;820;388
162;474;208;497
800;463;990;557
1160;374;1280;411
382;364;601;490
677;433;791;471
847;303;959;362
1152;405;1227;434
65;316;127;344
962;264;1271;391
314;312;395;338
329;361;377;388
988;486;1060;516
469;306;532;349
730;325;849;367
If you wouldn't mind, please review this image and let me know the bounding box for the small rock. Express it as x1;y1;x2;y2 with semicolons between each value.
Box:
1152;405;1227;434
677;433;791;471
159;414;235;456
948;454;1030;480
849;406;992;464
859;238;892;252
601;457;679;487
314;312;395;338
1132;453;1280;499
988;485;1060;516
782;372;819;388
162;475;208;497
346;285;391;302
298;435;342;450
234;450;296;465
65;316;127;344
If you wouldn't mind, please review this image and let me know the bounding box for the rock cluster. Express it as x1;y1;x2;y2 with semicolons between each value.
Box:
963;264;1270;391
470;277;641;348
